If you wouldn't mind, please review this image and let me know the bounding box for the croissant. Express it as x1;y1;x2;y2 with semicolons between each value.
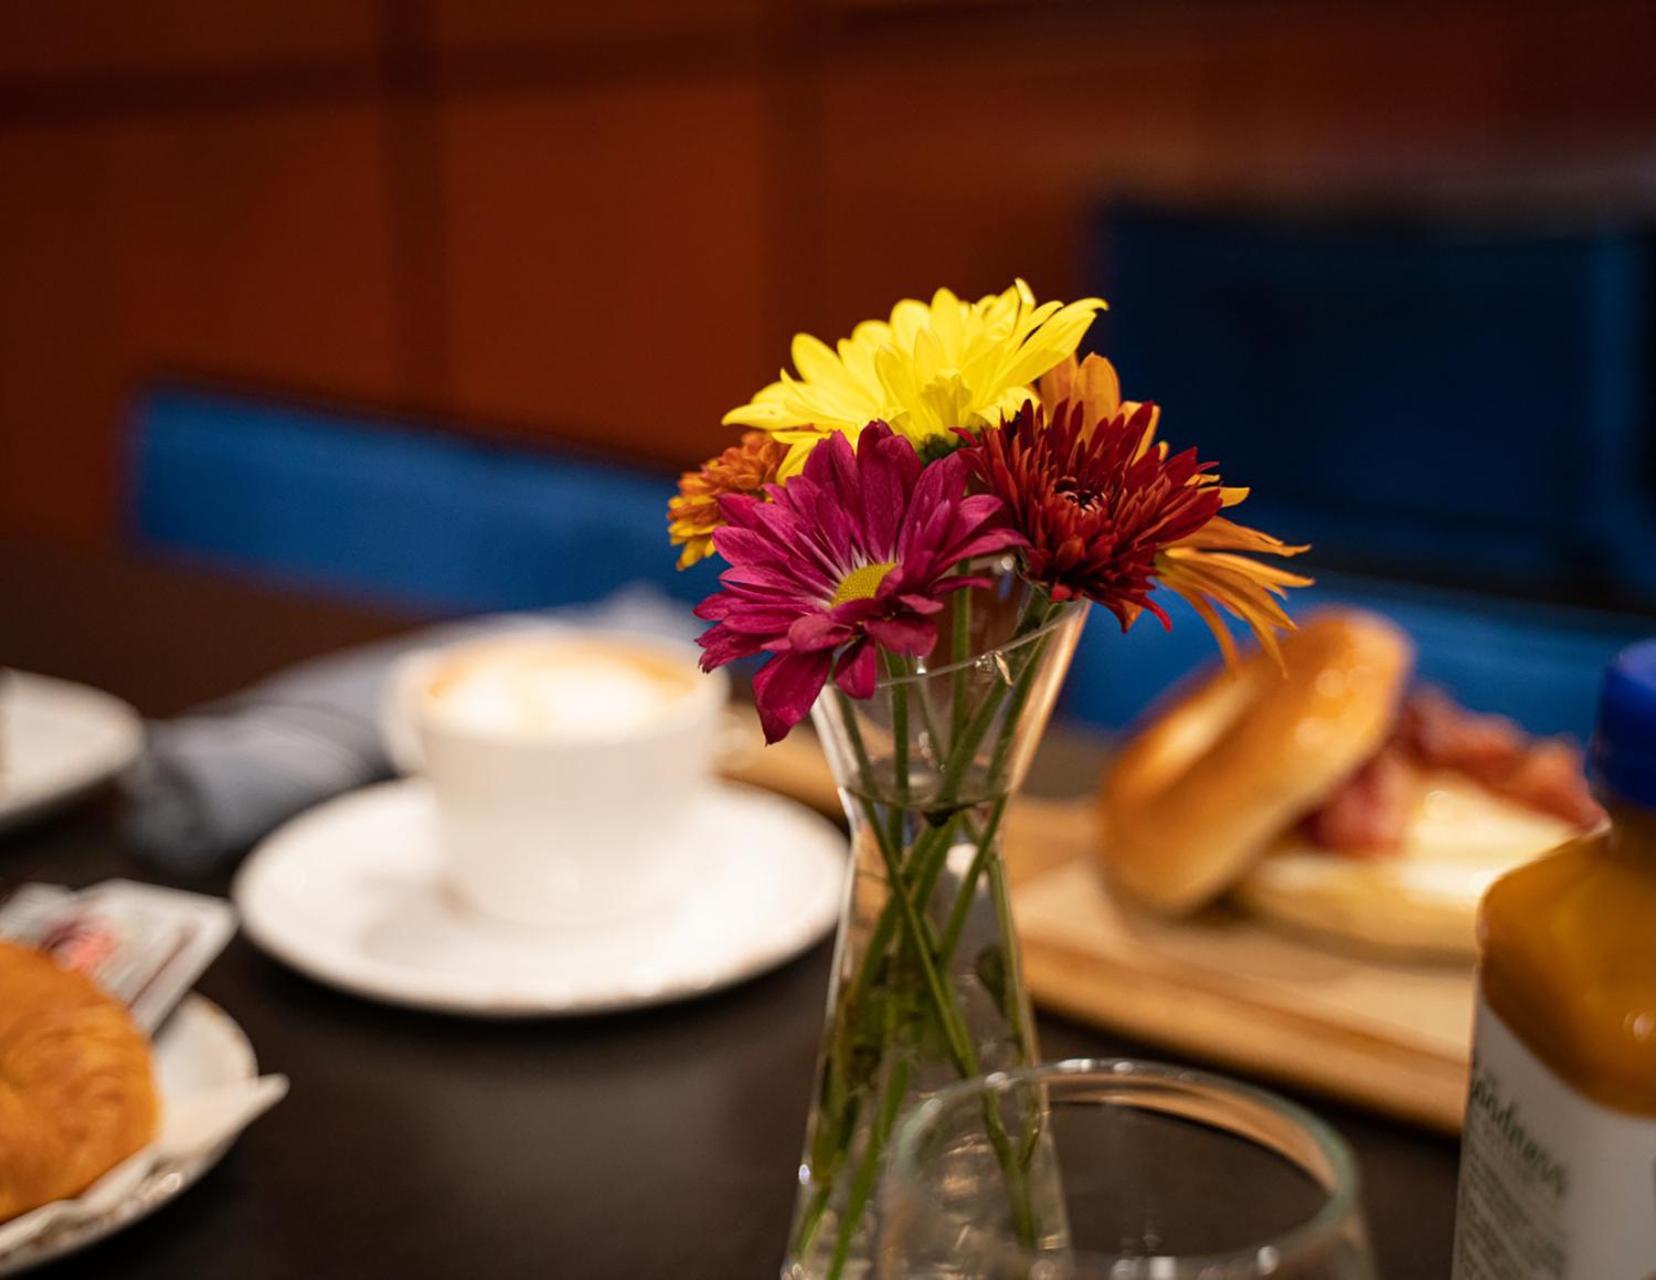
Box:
0;940;158;1223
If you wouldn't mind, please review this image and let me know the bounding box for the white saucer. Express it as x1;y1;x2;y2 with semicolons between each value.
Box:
233;778;847;1016
0;673;143;834
0;997;258;1276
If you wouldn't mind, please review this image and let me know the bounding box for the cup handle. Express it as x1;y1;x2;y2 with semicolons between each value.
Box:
379;651;434;775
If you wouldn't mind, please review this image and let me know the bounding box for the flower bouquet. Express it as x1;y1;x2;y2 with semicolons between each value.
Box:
668;282;1308;1278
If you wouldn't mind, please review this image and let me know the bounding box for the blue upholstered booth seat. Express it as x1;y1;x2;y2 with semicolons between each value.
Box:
131;388;716;615
1078;202;1656;740
1064;578;1651;744
1092;204;1656;602
131;386;1653;741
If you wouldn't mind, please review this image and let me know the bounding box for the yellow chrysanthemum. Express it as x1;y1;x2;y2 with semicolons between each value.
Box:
725;280;1106;474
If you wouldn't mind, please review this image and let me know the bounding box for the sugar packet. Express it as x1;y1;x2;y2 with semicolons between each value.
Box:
0;880;235;1031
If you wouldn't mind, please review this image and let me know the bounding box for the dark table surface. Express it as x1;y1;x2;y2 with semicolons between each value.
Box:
0;538;1461;1279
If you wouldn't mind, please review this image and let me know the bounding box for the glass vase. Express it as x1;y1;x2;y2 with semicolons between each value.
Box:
783;573;1089;1280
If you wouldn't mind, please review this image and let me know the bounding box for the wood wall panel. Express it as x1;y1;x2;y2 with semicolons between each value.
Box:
437;79;771;466
0;1;381;85
1505;1;1656;149
0;124;126;545
0;104;401;546
426;0;773;58
103;102;403;406
814;16;1207;342
2;0;1655;548
1197;6;1517;183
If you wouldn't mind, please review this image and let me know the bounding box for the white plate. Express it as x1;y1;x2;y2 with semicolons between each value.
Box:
233;778;847;1016
0;996;258;1276
0;672;144;834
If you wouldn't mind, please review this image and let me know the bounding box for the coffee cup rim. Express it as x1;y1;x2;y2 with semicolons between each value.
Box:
403;626;726;750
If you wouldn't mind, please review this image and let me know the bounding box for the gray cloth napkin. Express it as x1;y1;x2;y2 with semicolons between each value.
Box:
122;589;699;871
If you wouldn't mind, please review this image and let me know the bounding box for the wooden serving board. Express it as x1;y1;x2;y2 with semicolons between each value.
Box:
721;712;1474;1134
1005;800;1473;1134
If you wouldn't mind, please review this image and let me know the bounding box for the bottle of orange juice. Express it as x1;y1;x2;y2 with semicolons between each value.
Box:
1452;640;1656;1278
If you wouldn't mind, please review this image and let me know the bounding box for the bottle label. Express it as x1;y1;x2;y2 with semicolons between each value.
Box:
1453;999;1656;1278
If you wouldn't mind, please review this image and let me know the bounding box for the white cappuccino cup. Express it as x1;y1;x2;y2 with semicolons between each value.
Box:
388;629;727;929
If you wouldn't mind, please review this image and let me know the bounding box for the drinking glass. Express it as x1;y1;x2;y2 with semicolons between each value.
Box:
880;1059;1377;1279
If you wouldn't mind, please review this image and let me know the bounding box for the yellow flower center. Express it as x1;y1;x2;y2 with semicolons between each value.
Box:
831;561;897;608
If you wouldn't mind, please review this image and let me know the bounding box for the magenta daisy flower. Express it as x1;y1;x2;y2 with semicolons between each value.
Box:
695;422;1027;743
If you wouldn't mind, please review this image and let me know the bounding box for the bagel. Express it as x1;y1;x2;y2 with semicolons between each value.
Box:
0;941;158;1223
1099;610;1414;914
1098;608;1604;960
1234;771;1579;959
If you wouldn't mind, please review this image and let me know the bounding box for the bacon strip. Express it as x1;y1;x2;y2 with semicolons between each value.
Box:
1303;746;1419;856
1303;687;1603;854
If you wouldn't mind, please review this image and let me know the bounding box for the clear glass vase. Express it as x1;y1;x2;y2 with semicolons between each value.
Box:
783;573;1089;1280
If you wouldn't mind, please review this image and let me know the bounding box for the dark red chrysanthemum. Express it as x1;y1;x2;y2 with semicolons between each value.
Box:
963;400;1225;628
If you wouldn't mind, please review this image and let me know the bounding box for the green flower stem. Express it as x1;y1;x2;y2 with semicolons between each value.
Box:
984;627;1054;791
940;627;1058;1246
985;850;1042;1247
826;690;959;1010
933;595;1059;809
935;673;1012;802
937;794;1009;964
986;850;1035;1062
844;819;953;1003
858;792;977;1079
796;691;961;1265
884;654;911;853
951;590;972;733
965;634;1058;1252
853;789;1038;1255
806;608;1064;1267
930;623;1057;977
793;976;868;1260
982;1083;1040;1250
792;1148;842;1262
795;692;883;1263
898;656;949;775
813;790;1037;1270
838;693;872;793
824;995;912;1280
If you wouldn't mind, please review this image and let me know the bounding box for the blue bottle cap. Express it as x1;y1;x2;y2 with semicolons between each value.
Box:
1591;639;1656;809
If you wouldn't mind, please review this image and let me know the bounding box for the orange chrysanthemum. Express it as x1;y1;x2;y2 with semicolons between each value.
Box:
1154;516;1311;669
668;431;789;569
1021;354;1311;665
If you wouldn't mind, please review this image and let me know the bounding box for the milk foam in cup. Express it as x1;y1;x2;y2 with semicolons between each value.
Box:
402;630;727;929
